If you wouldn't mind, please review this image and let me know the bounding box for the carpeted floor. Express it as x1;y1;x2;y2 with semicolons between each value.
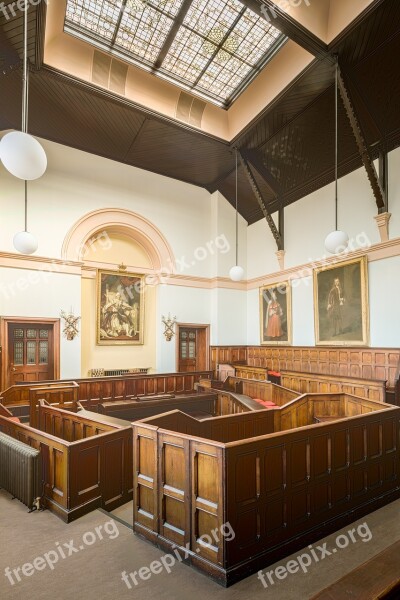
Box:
1;489;399;600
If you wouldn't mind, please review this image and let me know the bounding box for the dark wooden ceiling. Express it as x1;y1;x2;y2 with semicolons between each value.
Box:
1;0;399;225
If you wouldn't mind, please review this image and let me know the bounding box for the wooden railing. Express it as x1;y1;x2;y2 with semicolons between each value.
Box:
223;376;298;406
234;365;268;380
96;393;218;421
133;396;400;586
280;369;386;402
0;371;212;411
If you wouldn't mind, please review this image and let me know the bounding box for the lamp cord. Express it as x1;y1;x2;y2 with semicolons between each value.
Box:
22;3;28;133
23;5;28;232
235;148;238;266
25;181;28;232
335;58;338;231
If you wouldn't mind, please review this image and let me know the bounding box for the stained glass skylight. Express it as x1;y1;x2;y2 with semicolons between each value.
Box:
64;0;286;107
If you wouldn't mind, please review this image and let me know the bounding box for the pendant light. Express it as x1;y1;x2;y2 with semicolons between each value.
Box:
229;148;244;282
0;4;47;180
324;59;349;255
13;180;38;254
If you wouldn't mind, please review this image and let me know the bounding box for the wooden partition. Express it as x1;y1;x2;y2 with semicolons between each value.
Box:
96;393;218;422
211;346;400;389
0;371;212;411
280;370;386;402
0;404;132;522
224;377;298;406
133;396;400;586
234;365;268;380
29;383;79;428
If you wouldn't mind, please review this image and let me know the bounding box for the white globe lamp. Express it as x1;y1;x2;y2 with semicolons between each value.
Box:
0;131;47;180
324;230;349;254
229;265;244;282
13;230;38;255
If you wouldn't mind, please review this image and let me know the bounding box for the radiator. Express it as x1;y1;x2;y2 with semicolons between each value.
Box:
0;432;41;510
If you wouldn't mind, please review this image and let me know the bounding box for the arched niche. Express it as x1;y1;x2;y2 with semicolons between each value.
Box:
62;208;175;272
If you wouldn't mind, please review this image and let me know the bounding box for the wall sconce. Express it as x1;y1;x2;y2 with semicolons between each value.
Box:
162;313;176;342
60;309;81;341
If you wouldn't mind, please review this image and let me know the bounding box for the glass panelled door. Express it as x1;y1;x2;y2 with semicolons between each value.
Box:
178;328;197;372
9;324;54;384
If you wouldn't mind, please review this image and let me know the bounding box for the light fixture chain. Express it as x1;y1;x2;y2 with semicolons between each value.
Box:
24;180;28;232
235;147;238;266
335;57;338;231
22;2;28;134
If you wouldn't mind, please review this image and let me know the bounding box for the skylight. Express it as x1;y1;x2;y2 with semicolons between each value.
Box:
64;0;286;107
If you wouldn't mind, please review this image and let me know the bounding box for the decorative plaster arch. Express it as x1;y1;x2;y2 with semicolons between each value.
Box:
62;208;176;272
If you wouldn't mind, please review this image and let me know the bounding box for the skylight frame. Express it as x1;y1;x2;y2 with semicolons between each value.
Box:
64;0;287;108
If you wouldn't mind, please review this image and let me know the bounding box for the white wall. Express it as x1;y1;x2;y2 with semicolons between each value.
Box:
156;285;212;373
0;267;81;378
246;146;400;348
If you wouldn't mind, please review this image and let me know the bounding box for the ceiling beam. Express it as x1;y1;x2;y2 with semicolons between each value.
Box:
241;148;284;198
239;0;333;62
238;150;283;249
153;0;193;70
337;67;386;212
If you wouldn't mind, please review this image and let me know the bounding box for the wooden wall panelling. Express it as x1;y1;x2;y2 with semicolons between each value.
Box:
211;346;400;391
280;370;386;402
0;371;213;411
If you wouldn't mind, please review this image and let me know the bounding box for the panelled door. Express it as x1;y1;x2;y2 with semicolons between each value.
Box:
8;323;55;385
178;328;197;372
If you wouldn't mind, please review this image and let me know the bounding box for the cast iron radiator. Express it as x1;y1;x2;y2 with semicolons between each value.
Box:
0;432;41;510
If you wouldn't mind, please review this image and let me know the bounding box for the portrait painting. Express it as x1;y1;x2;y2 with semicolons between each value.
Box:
314;256;369;346
260;281;292;345
97;270;144;345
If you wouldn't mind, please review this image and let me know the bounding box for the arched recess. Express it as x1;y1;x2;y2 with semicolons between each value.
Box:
62;208;176;271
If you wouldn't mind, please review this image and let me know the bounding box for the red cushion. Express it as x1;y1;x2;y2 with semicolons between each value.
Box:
8;416;21;423
253;399;277;408
268;371;281;377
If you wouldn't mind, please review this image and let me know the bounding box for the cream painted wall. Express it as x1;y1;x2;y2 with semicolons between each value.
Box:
157;285;212;373
247;162;383;279
0;267;81;378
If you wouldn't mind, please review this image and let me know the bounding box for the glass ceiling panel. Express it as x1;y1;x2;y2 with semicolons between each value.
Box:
64;0;286;107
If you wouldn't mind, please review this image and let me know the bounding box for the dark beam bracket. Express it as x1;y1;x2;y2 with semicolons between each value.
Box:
338;67;386;211
379;150;389;212
239;150;283;250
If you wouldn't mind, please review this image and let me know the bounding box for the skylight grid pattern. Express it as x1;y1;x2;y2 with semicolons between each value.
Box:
114;5;175;63
66;0;120;41
64;0;286;106
183;0;242;37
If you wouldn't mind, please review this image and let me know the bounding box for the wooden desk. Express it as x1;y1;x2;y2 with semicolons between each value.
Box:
311;540;400;599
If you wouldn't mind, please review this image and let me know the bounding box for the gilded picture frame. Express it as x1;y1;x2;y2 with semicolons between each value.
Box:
260;281;292;345
313;256;369;346
96;269;144;345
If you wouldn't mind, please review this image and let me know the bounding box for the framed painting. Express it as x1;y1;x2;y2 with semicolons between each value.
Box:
96;269;144;345
260;281;292;345
313;256;369;346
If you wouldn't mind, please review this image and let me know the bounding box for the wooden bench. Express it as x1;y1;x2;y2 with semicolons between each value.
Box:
311;540;400;599
281;370;387;403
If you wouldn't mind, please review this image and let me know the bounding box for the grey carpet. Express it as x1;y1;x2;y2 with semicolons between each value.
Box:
1;489;399;600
